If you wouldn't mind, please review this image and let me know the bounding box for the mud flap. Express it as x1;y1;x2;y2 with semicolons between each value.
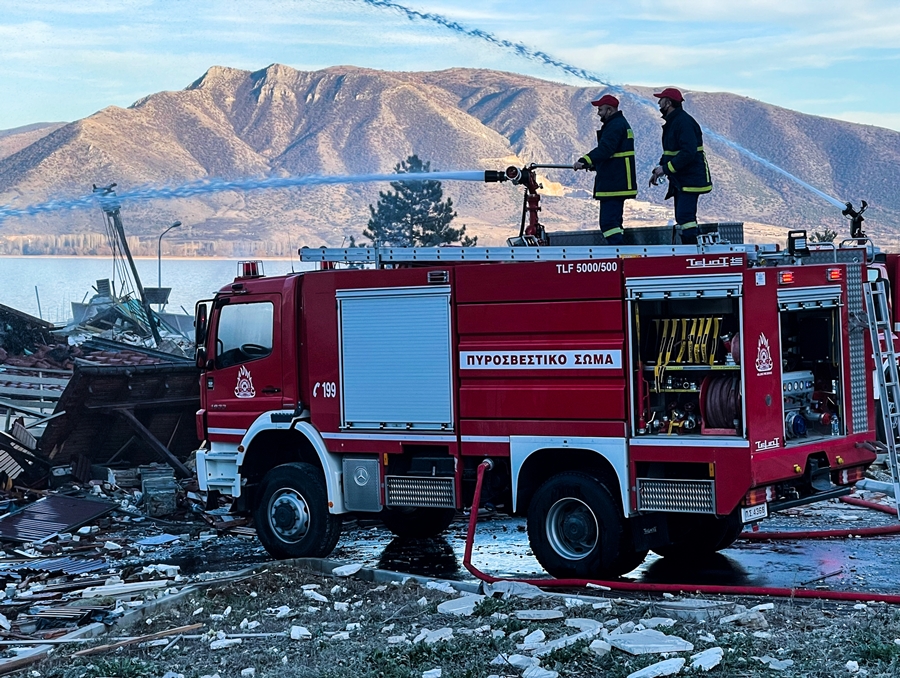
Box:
631;513;669;552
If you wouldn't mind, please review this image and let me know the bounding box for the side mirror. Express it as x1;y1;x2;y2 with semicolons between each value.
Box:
195;346;207;371
195;301;210;346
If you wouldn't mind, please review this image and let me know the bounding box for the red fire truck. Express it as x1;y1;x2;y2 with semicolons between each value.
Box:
193;187;892;578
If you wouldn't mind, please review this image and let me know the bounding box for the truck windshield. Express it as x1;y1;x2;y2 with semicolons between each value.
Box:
215;301;274;369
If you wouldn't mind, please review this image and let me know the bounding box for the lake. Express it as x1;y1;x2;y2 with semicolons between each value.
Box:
0;257;314;323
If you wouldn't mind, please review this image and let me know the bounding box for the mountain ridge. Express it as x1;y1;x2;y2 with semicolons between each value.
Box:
0;63;898;256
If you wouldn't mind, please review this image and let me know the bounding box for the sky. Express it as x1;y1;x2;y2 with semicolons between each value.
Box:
1;0;899;133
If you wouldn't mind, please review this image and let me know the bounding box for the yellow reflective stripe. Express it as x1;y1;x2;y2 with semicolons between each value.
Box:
610;151;634;158
602;226;624;237
680;221;699;229
682;185;712;193
581;154;593;166
625;157;633;191
627;129;634;139
667;161;676;173
595;190;637;197
663;146;702;155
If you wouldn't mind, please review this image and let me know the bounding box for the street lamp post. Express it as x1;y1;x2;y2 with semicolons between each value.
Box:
157;220;183;301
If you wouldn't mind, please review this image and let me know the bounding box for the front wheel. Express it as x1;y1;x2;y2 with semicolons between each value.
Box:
527;472;646;579
253;462;342;559
380;507;457;539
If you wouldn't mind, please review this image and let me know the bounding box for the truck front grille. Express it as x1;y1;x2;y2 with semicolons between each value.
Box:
385;476;455;508
637;478;716;514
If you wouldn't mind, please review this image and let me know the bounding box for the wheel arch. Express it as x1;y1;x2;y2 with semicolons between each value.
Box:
512;436;629;517
240;416;345;513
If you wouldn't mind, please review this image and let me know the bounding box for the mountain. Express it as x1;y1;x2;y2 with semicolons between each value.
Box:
1;64;898;256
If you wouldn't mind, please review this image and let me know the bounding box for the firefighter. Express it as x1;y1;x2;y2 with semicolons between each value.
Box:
573;94;637;246
649;88;712;245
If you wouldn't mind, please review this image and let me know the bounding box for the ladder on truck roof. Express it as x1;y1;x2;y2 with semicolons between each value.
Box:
864;278;900;518
299;243;777;264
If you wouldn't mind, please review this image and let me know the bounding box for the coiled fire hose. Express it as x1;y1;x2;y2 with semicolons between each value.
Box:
463;460;900;604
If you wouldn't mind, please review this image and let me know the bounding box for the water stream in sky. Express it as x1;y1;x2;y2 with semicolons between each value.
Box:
0;171;487;222
355;0;848;210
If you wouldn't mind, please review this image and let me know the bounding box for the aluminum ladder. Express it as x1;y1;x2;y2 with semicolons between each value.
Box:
864;277;900;518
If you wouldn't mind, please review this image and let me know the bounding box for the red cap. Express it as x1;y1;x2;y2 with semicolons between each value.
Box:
653;87;684;103
591;94;619;108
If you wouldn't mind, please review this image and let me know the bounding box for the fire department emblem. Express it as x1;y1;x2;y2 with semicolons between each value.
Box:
755;333;773;376
234;365;256;399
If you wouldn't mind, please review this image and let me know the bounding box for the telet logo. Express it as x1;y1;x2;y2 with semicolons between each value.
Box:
234;365;256;398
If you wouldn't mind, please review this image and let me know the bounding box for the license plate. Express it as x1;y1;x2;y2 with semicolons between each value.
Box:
741;503;768;523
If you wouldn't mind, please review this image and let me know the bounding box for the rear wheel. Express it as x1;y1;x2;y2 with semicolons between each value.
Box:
527;472;647;579
652;511;743;559
254;462;342;559
380;507;457;539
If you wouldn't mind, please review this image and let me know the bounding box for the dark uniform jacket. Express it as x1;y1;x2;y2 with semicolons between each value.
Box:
658;107;712;196
581;110;637;201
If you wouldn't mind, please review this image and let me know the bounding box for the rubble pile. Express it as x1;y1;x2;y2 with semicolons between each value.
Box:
12;560;900;677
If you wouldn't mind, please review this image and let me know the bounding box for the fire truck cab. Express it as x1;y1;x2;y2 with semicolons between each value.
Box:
194;232;884;578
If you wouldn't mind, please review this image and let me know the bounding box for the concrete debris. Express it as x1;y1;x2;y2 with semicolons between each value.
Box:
303;589;328;603
514;609;564;621
627;657;686;678
719;610;768;630
334;602;349;612
698;632;716;643
331;563;363;577
425;580;456;594
209;638;242;650
846;660;860;673
483;581;546;599
592;600;613;611
754;655;795;671
528;622;604;657
589;639;611;656
417;596;429;607
519;629;546;649
565;618;604;633
608;629;694;655
656;599;732;622
330;632;350;641
388;635;409;645
611;621;636;635
301;584;320;590
270;605;293;618
490;653;540;669
240;669;255;678
690;647;724;671
381;624;395;633
414;627;454;645
422;670;442;678
290;626;311;640
641;617;676;629
563;597;587;607
521;667;559;678
436;594;484;616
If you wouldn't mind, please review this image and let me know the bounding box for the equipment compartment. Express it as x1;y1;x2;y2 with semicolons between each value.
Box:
778;286;845;444
630;294;743;438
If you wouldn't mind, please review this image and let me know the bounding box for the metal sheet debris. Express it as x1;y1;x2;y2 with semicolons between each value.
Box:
0;495;114;543
0;557;108;576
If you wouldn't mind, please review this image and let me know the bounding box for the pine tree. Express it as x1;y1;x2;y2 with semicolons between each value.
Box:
363;155;476;247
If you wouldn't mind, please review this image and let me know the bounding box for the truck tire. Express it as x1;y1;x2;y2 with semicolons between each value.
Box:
253;462;342;559
652;511;743;559
380;507;457;539
527;472;646;579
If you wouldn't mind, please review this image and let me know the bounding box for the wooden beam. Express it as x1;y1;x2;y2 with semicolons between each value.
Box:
116;409;191;478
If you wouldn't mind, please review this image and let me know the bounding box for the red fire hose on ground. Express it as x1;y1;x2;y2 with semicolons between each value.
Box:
463;460;900;605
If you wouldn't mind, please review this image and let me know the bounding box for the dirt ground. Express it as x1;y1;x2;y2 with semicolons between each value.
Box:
25;560;900;678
